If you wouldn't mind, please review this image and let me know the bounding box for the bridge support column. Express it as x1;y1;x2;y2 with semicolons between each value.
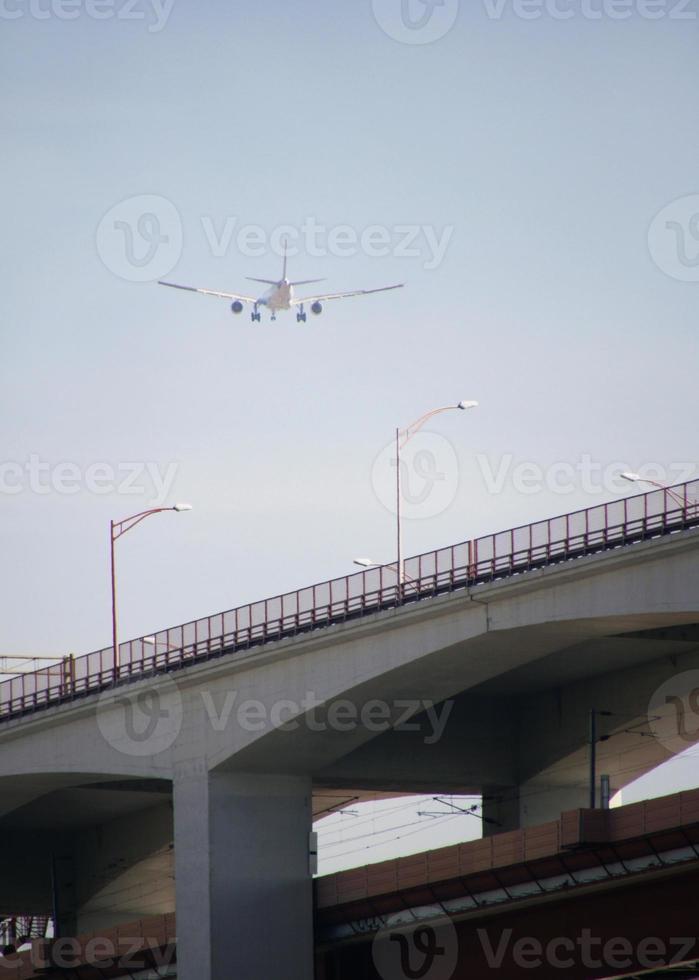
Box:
482;787;520;835
519;782;592;827
51;850;77;938
483;782;594;834
173;767;313;980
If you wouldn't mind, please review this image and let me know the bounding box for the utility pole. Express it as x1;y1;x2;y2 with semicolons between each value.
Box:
588;709;612;808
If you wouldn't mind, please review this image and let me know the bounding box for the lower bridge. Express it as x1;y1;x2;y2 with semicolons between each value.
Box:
2;789;699;979
315;788;699;979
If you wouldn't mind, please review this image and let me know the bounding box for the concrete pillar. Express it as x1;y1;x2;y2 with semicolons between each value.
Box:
51;850;77;938
519;782;590;827
483;782;593;834
173;766;313;980
481;787;520;835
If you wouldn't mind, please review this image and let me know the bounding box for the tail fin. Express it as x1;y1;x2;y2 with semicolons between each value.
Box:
282;238;288;281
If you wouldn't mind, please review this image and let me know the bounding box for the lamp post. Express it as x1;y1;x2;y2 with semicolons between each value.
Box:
588;708;612;808
110;504;191;680
353;558;420;594
143;635;180;653
353;558;419;587
620;472;688;510
394;401;478;586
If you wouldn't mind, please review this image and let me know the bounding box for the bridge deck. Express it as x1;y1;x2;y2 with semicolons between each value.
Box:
2;481;698;722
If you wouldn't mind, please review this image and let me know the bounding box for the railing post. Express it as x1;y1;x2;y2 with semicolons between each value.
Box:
60;655;75;697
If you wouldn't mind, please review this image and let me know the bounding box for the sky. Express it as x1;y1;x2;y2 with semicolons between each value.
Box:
2;0;698;871
314;746;699;876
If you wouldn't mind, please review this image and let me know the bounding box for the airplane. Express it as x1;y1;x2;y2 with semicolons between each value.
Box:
158;243;403;322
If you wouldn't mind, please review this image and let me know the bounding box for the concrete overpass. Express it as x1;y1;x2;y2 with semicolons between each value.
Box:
3;789;699;979
0;482;698;979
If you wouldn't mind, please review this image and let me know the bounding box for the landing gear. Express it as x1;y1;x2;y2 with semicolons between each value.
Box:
271;313;277;322
251;306;261;323
296;304;307;323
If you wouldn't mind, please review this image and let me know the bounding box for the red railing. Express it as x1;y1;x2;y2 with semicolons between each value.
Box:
2;482;698;721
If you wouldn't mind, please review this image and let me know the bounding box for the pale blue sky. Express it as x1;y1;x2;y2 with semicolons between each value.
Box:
2;0;698;867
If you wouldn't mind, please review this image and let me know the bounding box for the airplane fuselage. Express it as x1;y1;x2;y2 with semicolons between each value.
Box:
260;280;293;311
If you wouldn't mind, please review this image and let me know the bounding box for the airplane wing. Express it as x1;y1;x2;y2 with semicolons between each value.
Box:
158;281;258;304
291;283;404;306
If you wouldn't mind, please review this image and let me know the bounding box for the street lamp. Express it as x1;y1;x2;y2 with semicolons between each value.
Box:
143;635;180;652
620;473;689;510
394;400;478;586
353;557;419;588
110;504;192;680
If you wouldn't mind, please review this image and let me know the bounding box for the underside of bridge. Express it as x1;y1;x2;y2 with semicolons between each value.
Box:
314;620;699;830
2;620;699;942
0;779;399;932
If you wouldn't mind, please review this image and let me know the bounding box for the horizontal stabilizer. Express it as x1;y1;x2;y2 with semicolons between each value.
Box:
245;277;279;286
290;279;326;286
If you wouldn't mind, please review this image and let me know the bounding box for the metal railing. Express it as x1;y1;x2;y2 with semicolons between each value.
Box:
0;914;51;948
2;482;698;722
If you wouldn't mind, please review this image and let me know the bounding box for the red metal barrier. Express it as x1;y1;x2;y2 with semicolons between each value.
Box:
2;482;697;721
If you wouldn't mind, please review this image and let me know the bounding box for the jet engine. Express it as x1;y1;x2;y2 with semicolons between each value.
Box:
311;302;323;315
231;301;244;314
